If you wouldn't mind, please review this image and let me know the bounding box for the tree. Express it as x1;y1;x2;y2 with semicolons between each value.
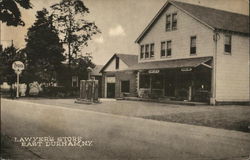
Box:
0;45;26;84
51;0;100;65
0;0;32;26
24;8;65;84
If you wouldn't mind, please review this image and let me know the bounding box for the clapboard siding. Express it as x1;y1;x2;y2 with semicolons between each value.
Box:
138;4;214;63
216;34;250;101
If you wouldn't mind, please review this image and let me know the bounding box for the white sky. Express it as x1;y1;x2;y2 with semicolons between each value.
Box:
1;0;249;65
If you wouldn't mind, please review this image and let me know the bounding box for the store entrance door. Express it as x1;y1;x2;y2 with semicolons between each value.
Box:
165;78;175;97
107;83;115;98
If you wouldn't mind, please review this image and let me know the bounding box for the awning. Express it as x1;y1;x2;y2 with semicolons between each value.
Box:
128;56;212;70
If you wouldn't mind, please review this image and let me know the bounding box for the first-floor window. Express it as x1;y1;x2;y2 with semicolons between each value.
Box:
139;74;150;88
121;80;130;93
151;75;164;89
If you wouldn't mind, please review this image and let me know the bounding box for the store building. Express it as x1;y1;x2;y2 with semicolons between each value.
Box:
130;0;249;104
100;54;138;98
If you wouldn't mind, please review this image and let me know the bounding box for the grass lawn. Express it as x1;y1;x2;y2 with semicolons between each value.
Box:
142;107;250;133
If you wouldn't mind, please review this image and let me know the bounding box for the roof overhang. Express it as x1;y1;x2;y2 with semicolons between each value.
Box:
127;56;212;71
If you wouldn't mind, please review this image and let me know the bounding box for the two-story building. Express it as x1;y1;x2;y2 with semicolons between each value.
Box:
100;53;138;98
129;0;249;104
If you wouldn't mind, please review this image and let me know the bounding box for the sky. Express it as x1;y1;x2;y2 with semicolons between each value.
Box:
1;0;249;65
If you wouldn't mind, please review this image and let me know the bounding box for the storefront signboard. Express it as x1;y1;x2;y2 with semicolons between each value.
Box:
107;77;116;83
181;67;192;72
148;69;160;74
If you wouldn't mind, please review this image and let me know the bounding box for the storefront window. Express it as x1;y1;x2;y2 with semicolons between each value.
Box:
139;74;150;88
152;75;163;89
121;81;130;93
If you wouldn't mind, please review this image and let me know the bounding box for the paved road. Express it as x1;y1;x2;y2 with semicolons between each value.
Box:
1;99;250;160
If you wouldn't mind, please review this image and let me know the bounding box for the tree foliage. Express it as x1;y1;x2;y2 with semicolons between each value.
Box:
51;0;100;65
24;8;65;83
0;0;32;26
0;45;26;83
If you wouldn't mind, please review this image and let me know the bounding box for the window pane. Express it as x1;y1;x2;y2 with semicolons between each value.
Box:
172;13;177;29
166;15;171;31
139;74;150;88
145;44;149;58
224;35;231;53
167;41;171;56
140;45;144;59
161;42;166;57
225;35;231;44
121;81;130;92
152;75;163;89
191;37;196;47
190;36;196;54
150;43;154;58
167;41;171;49
116;57;119;69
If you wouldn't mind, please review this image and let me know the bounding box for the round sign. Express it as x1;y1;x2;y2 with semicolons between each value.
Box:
12;61;25;71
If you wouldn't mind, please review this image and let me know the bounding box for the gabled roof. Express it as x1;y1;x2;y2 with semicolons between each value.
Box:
100;53;138;73
91;65;104;76
128;56;212;70
135;0;249;43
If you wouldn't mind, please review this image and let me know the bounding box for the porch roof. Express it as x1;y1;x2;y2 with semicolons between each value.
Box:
128;56;212;70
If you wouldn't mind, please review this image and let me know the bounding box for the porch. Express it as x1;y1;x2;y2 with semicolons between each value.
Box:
130;57;213;103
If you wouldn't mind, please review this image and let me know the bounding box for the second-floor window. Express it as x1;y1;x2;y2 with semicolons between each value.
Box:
140;43;154;59
166;15;171;31
115;57;119;69
145;44;149;58
224;35;232;54
161;42;166;57
140;45;144;59
190;36;196;55
150;43;154;58
172;13;177;30
167;41;172;56
166;13;177;31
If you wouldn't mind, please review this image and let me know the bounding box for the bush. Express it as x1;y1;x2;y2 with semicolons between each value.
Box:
41;86;79;98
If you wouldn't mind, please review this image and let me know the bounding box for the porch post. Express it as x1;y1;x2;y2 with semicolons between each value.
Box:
211;32;219;105
137;71;140;96
149;75;152;94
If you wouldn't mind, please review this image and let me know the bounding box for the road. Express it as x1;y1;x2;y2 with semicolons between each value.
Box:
1;99;250;160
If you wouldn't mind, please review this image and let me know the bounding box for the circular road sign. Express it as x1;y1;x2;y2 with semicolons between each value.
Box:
12;61;25;71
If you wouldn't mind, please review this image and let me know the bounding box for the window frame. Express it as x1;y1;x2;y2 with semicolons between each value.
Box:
150;43;155;58
190;36;197;55
161;41;166;57
166;40;172;57
145;44;149;59
224;35;232;54
115;57;119;69
140;45;144;59
121;80;130;93
166;14;171;31
172;13;177;30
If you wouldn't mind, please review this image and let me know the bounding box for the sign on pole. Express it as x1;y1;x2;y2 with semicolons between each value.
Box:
12;61;25;98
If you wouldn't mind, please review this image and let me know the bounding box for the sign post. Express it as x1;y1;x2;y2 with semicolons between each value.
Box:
12;61;25;98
